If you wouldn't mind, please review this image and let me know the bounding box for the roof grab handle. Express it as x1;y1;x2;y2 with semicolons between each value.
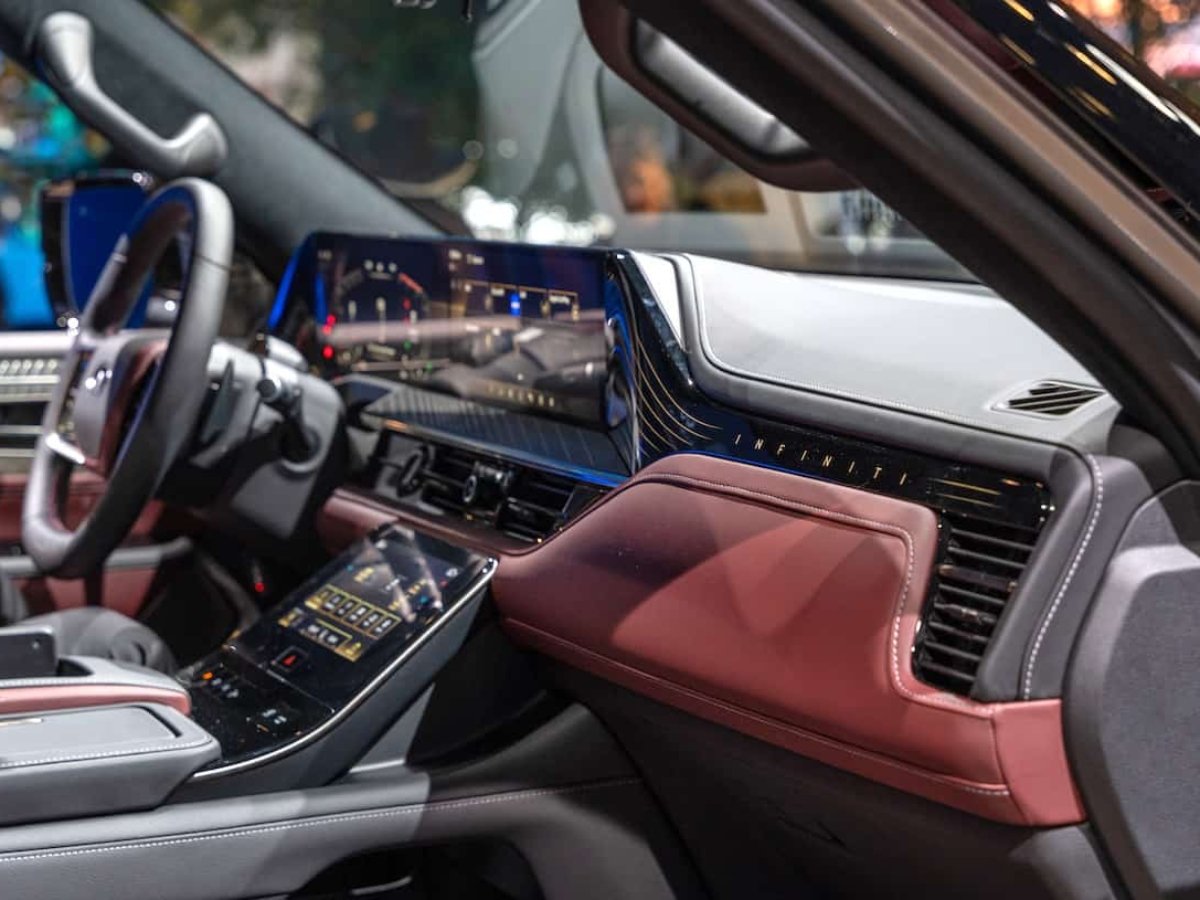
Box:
36;12;227;179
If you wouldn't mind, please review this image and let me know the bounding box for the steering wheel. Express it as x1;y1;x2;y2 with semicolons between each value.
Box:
22;179;232;578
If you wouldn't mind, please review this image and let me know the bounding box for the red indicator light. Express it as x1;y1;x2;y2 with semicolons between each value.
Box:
325;314;336;326
322;346;335;360
282;654;297;667
254;580;267;594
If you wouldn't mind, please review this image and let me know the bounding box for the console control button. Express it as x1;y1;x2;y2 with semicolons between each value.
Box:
301;620;324;639
257;703;302;735
371;616;397;637
321;630;345;649
271;647;307;675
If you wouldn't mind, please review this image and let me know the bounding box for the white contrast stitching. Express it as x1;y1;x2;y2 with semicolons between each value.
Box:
506;621;1010;798
1022;452;1104;699
0;780;641;865
0;736;213;770
644;471;984;715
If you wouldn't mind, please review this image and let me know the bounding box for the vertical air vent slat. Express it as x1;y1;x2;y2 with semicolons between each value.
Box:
914;510;1040;695
919;642;984;665
916;661;977;687
934;583;1008;611
943;546;1027;572
925;621;991;646
931;601;999;629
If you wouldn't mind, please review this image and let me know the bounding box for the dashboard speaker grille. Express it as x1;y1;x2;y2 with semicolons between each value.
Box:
913;511;1038;693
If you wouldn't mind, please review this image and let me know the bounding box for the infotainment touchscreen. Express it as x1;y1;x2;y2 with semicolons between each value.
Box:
228;525;493;708
301;235;610;428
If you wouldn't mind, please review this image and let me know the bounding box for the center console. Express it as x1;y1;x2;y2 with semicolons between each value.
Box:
180;525;496;777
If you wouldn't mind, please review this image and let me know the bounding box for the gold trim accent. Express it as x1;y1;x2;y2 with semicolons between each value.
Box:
931;478;1002;497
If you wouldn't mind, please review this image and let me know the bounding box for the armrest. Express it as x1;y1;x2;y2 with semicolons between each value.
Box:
0;657;191;716
0;703;219;826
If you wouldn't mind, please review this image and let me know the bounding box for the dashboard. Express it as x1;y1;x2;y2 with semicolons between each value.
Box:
270;232;1118;702
262;231;1164;838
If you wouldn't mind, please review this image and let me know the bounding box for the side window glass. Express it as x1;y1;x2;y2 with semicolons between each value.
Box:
1071;2;1200;103
0;55;108;330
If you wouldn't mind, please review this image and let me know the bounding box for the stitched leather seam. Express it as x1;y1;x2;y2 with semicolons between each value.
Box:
0;779;641;864
639;471;987;716
507;620;1010;799
0;736;213;771
1022;452;1103;700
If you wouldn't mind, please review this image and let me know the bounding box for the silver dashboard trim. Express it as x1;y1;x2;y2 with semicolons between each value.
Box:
190;556;498;781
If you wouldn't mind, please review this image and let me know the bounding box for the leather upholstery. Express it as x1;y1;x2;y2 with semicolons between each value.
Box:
492;454;1084;826
0;472;170;618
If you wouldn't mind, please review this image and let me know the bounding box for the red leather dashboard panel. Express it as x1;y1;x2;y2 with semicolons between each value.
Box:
492;455;1083;826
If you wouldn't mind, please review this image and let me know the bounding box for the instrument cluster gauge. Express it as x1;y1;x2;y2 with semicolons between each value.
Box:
319;254;440;381
282;235;610;426
331;257;427;325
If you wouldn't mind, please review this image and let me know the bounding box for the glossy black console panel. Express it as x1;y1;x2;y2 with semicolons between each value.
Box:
181;525;496;774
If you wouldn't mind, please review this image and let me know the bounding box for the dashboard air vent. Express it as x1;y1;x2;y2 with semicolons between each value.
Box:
497;470;578;543
913;511;1038;694
418;446;477;514
996;381;1105;418
416;441;605;543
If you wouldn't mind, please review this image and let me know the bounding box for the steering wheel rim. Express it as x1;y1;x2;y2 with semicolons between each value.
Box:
22;178;232;578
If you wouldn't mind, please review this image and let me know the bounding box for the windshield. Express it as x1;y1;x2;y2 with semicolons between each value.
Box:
146;0;970;281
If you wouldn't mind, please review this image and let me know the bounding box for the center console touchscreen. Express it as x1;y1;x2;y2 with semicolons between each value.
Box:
233;525;493;707
183;526;496;771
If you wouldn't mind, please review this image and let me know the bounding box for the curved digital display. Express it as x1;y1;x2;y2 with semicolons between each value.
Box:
276;234;612;428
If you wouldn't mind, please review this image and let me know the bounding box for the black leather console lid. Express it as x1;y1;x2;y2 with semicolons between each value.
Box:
0;703;219;826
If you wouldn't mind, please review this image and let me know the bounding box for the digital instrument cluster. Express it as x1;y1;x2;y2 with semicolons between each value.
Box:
274;235;612;428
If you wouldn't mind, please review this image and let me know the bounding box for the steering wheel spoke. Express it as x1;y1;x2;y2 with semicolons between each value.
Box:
43;431;87;467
